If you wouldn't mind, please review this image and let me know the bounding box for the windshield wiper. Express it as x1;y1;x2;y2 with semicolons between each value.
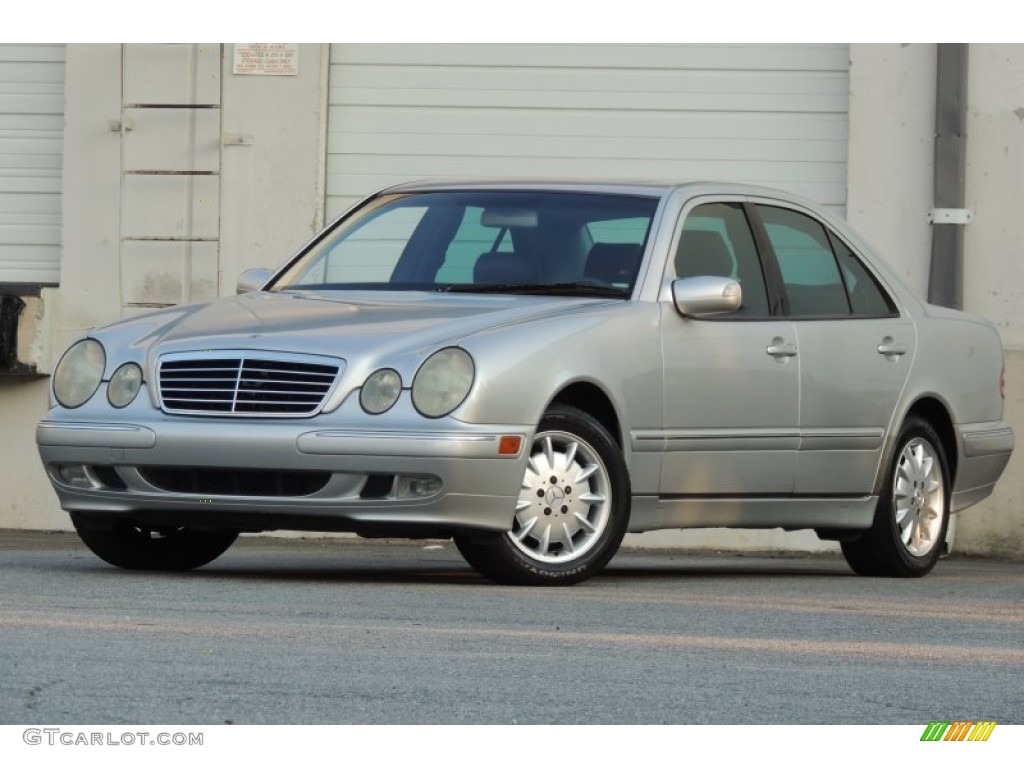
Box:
442;282;629;298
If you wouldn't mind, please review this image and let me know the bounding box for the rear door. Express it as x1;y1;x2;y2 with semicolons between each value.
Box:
751;203;914;494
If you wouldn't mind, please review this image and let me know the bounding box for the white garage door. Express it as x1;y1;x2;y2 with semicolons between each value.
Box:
0;44;64;284
325;44;849;220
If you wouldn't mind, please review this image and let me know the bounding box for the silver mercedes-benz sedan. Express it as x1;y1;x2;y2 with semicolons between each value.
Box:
37;181;1014;584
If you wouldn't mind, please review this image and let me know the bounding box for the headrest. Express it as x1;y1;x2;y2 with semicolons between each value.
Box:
473;251;538;285
676;230;733;278
584;243;643;285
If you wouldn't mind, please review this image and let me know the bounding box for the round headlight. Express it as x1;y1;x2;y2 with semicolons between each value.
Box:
53;339;106;409
412;347;474;418
107;363;144;408
360;368;402;414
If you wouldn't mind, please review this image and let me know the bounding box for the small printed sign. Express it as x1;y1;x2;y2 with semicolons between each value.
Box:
232;44;299;76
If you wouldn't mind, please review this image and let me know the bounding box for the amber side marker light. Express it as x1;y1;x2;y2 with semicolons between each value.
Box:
498;435;523;455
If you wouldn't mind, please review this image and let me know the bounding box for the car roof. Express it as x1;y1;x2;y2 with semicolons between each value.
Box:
380;178;807;202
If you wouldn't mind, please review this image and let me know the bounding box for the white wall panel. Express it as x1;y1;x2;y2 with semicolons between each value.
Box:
120;240;219;305
122;107;221;172
123;44;220;106
121;174;219;240
326;44;849;219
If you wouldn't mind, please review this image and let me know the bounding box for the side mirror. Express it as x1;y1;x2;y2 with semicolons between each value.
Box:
671;276;742;317
236;268;275;294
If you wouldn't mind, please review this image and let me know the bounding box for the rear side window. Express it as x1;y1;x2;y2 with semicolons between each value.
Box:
757;205;897;318
831;235;898;316
758;206;850;317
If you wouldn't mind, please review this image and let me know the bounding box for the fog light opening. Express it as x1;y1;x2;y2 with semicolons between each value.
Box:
395;475;442;499
56;464;96;489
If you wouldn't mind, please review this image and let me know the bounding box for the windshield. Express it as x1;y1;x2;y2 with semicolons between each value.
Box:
270;191;660;297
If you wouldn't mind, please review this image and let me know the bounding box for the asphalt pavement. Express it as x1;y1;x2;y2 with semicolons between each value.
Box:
1;531;1021;724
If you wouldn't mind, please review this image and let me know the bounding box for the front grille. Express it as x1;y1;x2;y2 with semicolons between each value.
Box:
158;352;341;416
139;467;331;496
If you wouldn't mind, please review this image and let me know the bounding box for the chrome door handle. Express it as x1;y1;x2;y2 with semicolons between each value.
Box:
877;338;906;357
766;340;798;358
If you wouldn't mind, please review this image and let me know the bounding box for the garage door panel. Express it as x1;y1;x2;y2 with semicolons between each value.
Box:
331;44;849;72
334;64;847;97
0;45;65;63
0;114;63;131
0;171;61;194
331;86;847;114
328;106;848;142
325;178;848;222
329;132;847;164
0;244;59;282
0;60;65;81
0;152;62;170
0;94;64;115
0;44;64;284
328;153;844;182
326;44;848;217
0;191;60;214
0;222;60;244
0;136;63;157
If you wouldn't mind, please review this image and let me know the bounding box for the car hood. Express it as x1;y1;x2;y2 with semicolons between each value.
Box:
96;289;618;364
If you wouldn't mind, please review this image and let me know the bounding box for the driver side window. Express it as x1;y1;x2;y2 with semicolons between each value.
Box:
675;202;770;318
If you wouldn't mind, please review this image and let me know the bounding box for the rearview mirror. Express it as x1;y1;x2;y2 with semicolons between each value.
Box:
236;268;275;294
481;208;539;228
671;276;742;317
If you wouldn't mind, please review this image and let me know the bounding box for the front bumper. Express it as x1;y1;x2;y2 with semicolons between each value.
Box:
37;415;531;536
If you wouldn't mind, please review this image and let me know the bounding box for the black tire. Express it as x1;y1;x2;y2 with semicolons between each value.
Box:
71;513;238;571
841;416;950;577
455;404;631;585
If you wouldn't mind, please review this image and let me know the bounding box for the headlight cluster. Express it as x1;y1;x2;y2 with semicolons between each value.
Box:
359;347;475;419
53;339;106;408
411;347;474;418
107;363;143;408
359;368;402;414
53;339;145;409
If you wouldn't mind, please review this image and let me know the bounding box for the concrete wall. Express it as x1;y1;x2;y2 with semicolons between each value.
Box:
846;44;936;298
219;44;329;287
0;378;66;529
0;44;328;533
954;45;1024;558
846;43;1023;559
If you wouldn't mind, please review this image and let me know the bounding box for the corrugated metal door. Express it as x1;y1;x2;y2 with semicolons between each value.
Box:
325;44;849;218
119;44;221;312
0;44;64;284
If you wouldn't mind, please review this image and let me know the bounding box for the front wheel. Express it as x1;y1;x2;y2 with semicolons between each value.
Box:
841;416;950;577
71;513;239;571
455;404;631;585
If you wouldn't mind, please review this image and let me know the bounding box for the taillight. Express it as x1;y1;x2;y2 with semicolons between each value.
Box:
999;365;1006;400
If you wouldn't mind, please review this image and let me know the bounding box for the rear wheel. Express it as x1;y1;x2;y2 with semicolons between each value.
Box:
455;404;630;585
841;416;949;577
71;513;238;571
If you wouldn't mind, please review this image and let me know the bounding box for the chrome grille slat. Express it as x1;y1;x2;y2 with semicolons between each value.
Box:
158;352;342;417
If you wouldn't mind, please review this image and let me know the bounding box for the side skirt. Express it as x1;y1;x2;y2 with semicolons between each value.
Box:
627;495;877;533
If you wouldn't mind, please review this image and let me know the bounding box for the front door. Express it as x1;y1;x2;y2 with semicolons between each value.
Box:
658;201;800;497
